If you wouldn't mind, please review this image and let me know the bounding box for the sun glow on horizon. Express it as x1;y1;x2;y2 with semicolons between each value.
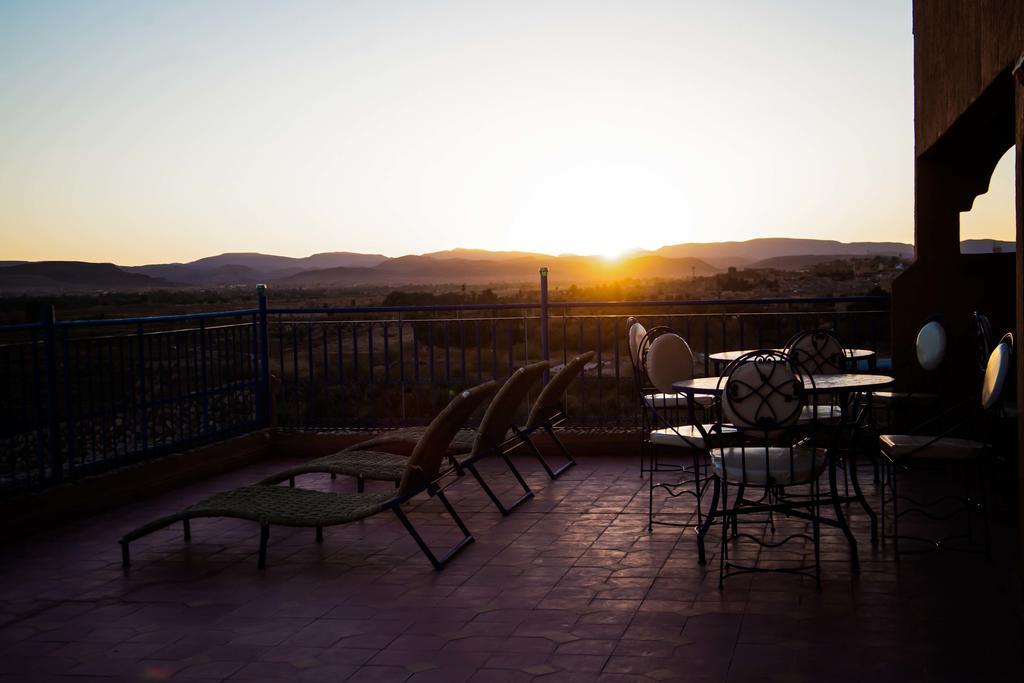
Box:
0;1;920;264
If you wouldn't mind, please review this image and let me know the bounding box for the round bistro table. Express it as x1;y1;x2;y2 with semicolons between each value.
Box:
672;372;894;574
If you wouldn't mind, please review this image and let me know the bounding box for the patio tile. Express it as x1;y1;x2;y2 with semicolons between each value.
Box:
0;453;1019;681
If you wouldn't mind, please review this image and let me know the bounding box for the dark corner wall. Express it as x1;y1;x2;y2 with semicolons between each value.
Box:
894;1;1022;396
899;0;1023;579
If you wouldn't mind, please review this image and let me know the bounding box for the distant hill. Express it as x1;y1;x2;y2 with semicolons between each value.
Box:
959;239;1015;254
748;254;865;270
7;237;1020;292
276;253;718;287
421;248;548;261
0;262;174;291
653;238;914;267
186;251;387;271
127;251;388;285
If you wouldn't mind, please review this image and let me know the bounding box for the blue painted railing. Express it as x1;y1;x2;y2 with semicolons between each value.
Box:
0;281;890;492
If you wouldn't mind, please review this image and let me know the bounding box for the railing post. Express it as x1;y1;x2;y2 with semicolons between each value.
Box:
539;267;550;382
40;304;62;484
137;321;149;450
256;284;272;427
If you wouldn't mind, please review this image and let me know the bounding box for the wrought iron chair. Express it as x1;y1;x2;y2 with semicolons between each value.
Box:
973;311;994;375
627;317;714;476
640;328;731;563
510;351;595;479
873;319;947;425
119;380;501;570
784;328;847;423
713;351;827;587
879;336;1013;557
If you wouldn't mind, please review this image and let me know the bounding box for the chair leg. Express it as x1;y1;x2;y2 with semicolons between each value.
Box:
719;480;730;589
315;526;323;543
812;480;822;589
465;458;533;516
357;475;365;493
390;493;475;570
979;460;991;560
648;455;655;532
183;519;191;543
537;425;577;478
258;524;270;569
697;475;720;565
891;466;900;559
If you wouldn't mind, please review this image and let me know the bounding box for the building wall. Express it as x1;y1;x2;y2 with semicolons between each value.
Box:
904;0;1023;577
914;0;1024;154
893;1;1022;395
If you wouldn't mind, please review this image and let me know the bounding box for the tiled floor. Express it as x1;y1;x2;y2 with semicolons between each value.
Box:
0;450;1021;682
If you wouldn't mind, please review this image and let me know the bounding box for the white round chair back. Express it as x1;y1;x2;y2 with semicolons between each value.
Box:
628;321;647;366
722;355;804;436
981;340;1012;410
915;321;947;371
786;330;845;375
644;333;695;394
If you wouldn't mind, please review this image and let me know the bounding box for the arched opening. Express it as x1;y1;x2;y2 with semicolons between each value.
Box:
960;145;1017;253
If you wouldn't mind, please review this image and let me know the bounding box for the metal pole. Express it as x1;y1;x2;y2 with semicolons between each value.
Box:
40;304;61;484
256;284;271;427
539;267;550;382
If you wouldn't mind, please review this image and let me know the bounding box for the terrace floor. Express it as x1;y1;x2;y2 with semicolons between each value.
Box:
0;448;1021;682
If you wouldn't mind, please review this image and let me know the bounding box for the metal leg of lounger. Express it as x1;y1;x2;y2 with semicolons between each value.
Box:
315;526;323;543
390;493;474;570
120;540;131;568
544;423;577;479
258;524;270;569
183;519;191;543
357;475;365;493
513;425;573;480
465;459;533;516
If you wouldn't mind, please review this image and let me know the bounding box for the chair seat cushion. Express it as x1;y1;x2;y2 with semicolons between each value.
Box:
711;446;828;485
799;405;842;422
879;434;984;461
872;391;939;406
650;424;737;449
643;392;715;409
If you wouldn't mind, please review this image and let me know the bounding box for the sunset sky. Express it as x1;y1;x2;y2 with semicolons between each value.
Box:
0;1;1016;265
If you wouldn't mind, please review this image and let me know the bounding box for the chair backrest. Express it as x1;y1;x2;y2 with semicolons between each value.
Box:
526;351;595;429
627;318;647;369
643;332;696;394
981;338;1013;410
915;320;947;372
471;361;549;454
399;380;500;496
974;311;993;373
784;329;846;375
719;351;805;441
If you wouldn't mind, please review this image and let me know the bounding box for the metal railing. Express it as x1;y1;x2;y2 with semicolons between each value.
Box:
0;303;267;493
0;275;890;493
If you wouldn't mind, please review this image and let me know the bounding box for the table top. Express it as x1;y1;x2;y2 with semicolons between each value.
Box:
708;348;876;363
673;373;894;395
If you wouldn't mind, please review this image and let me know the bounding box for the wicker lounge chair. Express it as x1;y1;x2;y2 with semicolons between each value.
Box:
259;363;550;515
510;351;595;479
455;361;550;514
118;380;500;570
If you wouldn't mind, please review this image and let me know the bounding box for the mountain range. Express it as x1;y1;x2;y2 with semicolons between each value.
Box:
0;238;1013;293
